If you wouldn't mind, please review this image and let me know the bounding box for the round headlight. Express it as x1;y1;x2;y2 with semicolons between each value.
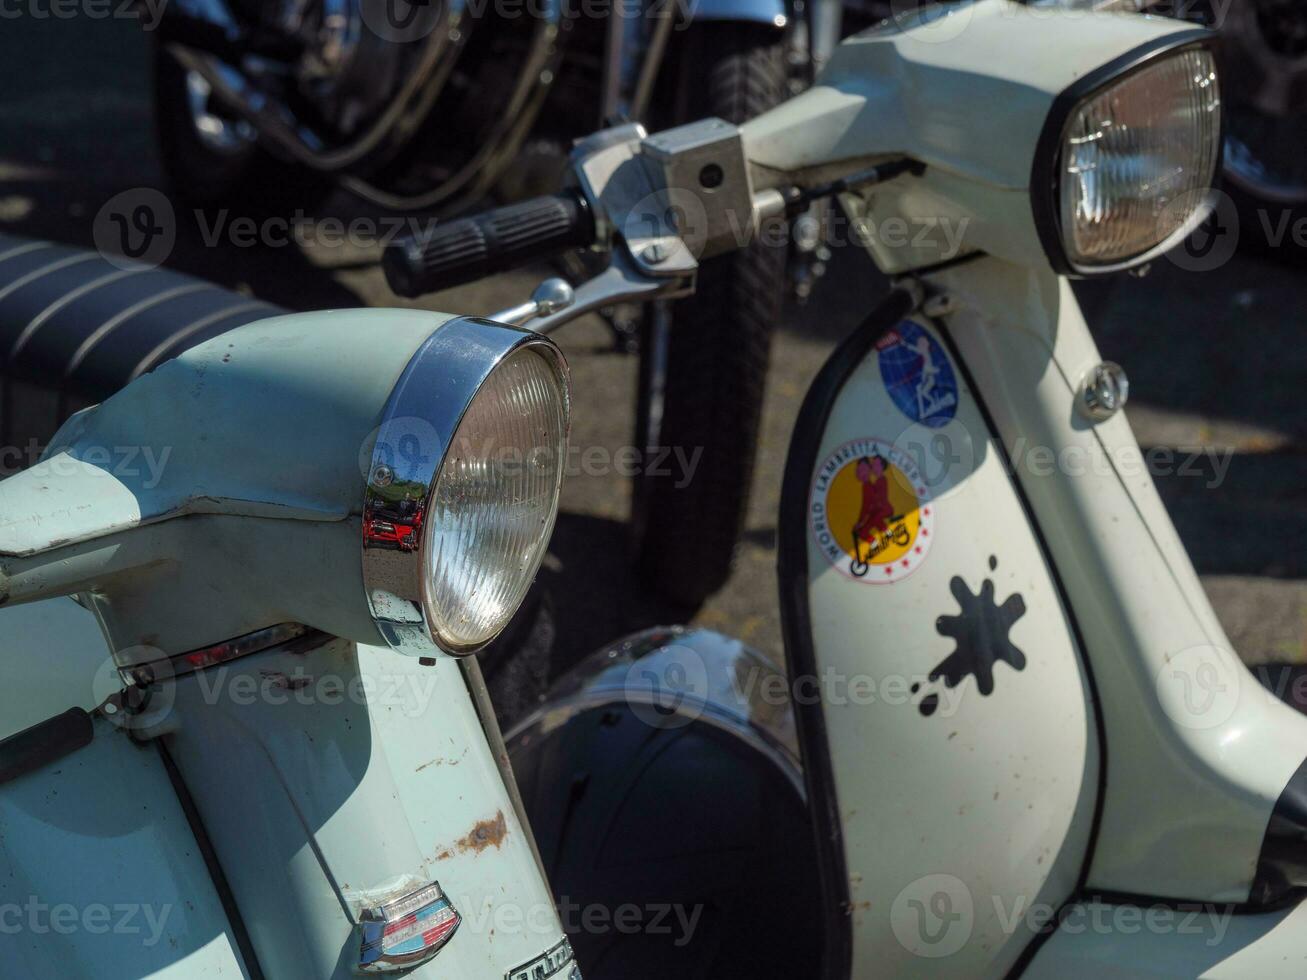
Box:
362;318;569;656
424;346;568;651
1035;39;1222;273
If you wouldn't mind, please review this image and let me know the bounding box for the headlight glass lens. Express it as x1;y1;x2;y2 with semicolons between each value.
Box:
1060;47;1220;266
423;346;568;651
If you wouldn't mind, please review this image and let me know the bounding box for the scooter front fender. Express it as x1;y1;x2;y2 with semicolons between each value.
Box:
505;627;822;977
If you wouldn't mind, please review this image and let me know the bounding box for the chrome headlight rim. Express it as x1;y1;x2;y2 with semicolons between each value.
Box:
1030;30;1223;277
361;316;570;658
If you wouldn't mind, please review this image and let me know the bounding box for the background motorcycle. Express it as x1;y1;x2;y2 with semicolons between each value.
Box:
152;0;799;606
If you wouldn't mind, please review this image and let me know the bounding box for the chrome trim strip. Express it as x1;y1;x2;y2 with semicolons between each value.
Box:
165;622;314;678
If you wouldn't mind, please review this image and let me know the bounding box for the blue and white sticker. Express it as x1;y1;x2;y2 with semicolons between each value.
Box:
876;320;958;428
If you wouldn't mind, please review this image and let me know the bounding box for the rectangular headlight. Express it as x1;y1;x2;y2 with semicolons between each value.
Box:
1039;42;1221;272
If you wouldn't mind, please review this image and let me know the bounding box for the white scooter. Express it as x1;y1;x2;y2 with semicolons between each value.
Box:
2;2;1299;978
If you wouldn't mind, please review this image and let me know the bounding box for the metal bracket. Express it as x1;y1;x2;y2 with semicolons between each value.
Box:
568;117;754;279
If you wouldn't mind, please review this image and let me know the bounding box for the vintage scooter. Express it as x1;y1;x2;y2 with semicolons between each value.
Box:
2;2;1304;978
400;3;1302;977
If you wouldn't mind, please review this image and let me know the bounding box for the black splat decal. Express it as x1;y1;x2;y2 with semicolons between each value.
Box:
924;556;1027;706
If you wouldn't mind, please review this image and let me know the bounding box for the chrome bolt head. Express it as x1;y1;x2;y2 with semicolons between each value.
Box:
641;242;670;265
1078;362;1129;422
371;463;395;488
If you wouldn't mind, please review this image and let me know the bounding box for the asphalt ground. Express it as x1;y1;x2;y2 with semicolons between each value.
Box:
1;12;1304;688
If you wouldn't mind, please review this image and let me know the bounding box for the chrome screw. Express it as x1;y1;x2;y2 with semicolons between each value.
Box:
372;464;395;487
641;242;670;265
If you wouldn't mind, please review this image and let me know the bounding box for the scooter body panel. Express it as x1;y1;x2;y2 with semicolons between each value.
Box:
930;257;1307;903
0;710;250;977
797;310;1099;975
163;635;573;979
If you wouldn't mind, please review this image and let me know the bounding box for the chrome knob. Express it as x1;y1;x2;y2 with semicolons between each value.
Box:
1078;362;1129;422
530;278;575;316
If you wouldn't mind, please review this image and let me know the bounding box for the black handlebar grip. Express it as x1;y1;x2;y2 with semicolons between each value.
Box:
383;190;595;297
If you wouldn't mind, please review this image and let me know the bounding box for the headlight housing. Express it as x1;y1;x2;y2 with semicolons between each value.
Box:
363;318;569;656
1034;38;1222;274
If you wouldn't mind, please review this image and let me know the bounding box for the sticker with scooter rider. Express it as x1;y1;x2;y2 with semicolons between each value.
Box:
877;320;958;428
810;437;934;584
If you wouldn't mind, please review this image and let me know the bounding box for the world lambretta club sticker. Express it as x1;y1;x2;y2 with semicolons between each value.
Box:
810;437;934;584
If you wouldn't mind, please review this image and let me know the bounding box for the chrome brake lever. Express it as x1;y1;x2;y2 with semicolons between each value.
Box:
490;245;694;335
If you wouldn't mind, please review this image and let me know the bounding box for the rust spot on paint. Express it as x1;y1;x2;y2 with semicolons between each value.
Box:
416;748;467;772
456;811;508;855
261;670;311;691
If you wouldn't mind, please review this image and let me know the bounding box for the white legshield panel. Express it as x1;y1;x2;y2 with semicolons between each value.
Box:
797;314;1099;977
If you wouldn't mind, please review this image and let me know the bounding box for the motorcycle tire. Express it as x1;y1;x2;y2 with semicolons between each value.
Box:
631;24;788;607
153;45;334;213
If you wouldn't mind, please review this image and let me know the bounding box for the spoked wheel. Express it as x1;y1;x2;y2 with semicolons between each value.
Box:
631;23;788;606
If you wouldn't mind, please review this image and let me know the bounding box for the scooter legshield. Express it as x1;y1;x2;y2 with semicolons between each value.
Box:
158;636;577;980
778;289;1100;978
